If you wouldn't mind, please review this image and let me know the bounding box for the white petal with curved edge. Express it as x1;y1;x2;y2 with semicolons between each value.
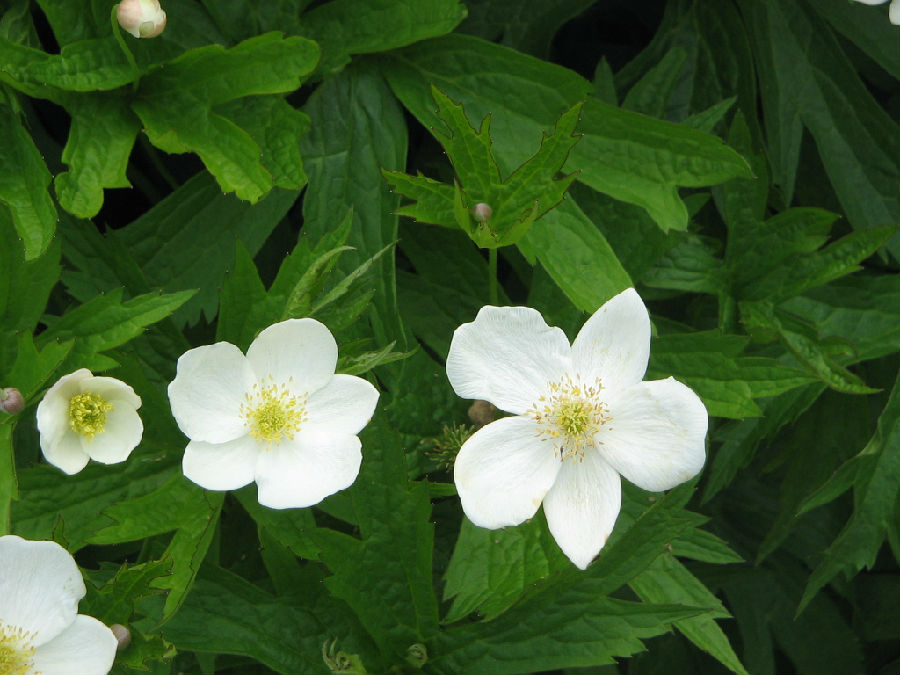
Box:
891;0;899;24
446;306;571;415
41;431;90;475
571;288;651;390
543;451;622;570
598;377;708;492
246;319;338;395
31;614;117;675
304;374;379;436
182;436;259;491
82;375;141;410
84;406;143;464
0;535;84;645
168;342;255;444
255;431;362;509
36;370;90;450
454;415;561;529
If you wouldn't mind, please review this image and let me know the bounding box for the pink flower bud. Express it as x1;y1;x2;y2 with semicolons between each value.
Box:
472;202;492;224
116;0;167;39
110;624;132;650
0;387;24;415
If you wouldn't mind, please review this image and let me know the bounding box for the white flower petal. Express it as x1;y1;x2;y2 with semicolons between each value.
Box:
168;342;256;443
36;370;90;451
255;431;362;509
80;375;141;410
891;0;899;24
446;306;571;415
304;374;379;436
84;406;143;465
246;319;338;395
453;416;561;529
182;436;259;491
571;288;651;390
598;377;708;492
543;451;622;570
31;614;117;675
0;535;84;645
42;432;90;475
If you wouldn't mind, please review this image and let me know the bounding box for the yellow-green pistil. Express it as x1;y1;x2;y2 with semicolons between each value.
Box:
0;621;36;675
68;392;113;439
242;377;307;447
527;374;610;461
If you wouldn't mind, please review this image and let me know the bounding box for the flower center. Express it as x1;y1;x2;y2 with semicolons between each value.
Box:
68;392;113;439
242;378;307;447
0;621;36;675
526;374;610;461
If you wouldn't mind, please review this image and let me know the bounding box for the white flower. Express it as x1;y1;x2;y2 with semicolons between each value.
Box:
116;0;167;38
851;0;900;24
446;288;708;570
167;319;379;509
0;535;117;675
36;369;143;475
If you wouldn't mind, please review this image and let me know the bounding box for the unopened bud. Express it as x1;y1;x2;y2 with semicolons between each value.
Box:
472;202;492;224
110;624;132;650
0;387;24;415
116;0;167;38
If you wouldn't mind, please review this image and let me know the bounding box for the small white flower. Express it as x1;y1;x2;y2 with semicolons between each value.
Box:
446;288;708;569
0;535;118;675
116;0;167;38
167;319;379;509
36;369;143;475
851;0;900;25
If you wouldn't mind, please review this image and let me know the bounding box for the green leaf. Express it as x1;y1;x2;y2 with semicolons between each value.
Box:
81;559;173;626
0;99;57;259
300;0;466;75
811;0;900;79
384;33;592;175
630;554;748;675
307;416;439;657
300;62;408;350
54;92;140;218
622;47;688;118
798;373;900;613
115;172;298;326
132;33;319;202
642;233;724;294
385;87;582;249
778;276;900;364
516;196;632;311
430;487;706;673
442;511;569;624
160;563;375;675
38;288;195;372
741;302;879;395
235;488;320;562
647;331;816;419
743;0;900;258
0;424;14;535
567;97;752;232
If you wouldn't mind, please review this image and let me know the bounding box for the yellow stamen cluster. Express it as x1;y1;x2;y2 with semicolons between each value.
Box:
0;621;36;675
526;374;610;461
241;377;307;447
68;392;113;439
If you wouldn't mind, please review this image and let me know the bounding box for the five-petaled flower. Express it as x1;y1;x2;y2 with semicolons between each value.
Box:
0;535;118;675
167;318;379;509
36;369;143;475
446;288;708;569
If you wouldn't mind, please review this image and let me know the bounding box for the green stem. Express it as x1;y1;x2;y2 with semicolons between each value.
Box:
110;5;141;90
488;247;498;305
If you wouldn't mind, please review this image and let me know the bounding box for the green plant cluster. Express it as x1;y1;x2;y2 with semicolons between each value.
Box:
1;1;897;674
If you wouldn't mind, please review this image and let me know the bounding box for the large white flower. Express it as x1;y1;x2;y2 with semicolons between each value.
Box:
446;288;708;569
851;0;900;24
36;369;143;475
0;535;117;675
167;318;379;509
